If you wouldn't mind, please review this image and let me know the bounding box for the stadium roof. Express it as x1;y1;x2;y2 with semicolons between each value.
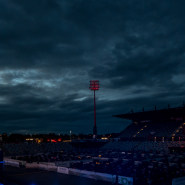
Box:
113;106;185;121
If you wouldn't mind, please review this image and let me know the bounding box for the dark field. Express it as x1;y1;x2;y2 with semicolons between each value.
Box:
3;166;112;185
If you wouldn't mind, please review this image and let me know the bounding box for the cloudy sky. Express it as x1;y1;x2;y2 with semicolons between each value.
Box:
0;0;185;134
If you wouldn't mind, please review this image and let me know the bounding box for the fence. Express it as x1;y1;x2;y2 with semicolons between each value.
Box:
4;158;133;184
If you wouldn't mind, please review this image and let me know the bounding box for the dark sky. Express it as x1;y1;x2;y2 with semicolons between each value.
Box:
0;0;185;134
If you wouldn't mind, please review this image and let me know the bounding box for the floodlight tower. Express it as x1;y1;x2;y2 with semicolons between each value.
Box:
89;80;100;139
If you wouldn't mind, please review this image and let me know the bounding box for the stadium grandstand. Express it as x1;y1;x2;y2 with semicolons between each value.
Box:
114;106;185;142
102;105;185;155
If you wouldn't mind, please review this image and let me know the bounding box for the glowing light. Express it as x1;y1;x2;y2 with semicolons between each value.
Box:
36;139;42;143
51;139;57;143
26;138;34;141
89;80;99;90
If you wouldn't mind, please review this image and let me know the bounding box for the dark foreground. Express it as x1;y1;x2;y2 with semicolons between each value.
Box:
2;166;112;185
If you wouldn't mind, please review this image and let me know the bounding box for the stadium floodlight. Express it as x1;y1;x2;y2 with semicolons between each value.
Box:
89;80;100;139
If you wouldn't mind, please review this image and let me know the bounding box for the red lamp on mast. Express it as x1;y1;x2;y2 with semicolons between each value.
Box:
89;80;100;139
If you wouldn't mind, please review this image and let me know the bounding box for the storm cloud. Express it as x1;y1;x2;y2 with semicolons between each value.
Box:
0;0;185;134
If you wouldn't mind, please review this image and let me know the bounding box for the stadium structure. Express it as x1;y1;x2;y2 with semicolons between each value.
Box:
98;106;185;154
114;106;185;142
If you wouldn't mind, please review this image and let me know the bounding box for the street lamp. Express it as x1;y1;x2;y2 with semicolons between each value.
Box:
70;130;72;141
89;80;100;139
